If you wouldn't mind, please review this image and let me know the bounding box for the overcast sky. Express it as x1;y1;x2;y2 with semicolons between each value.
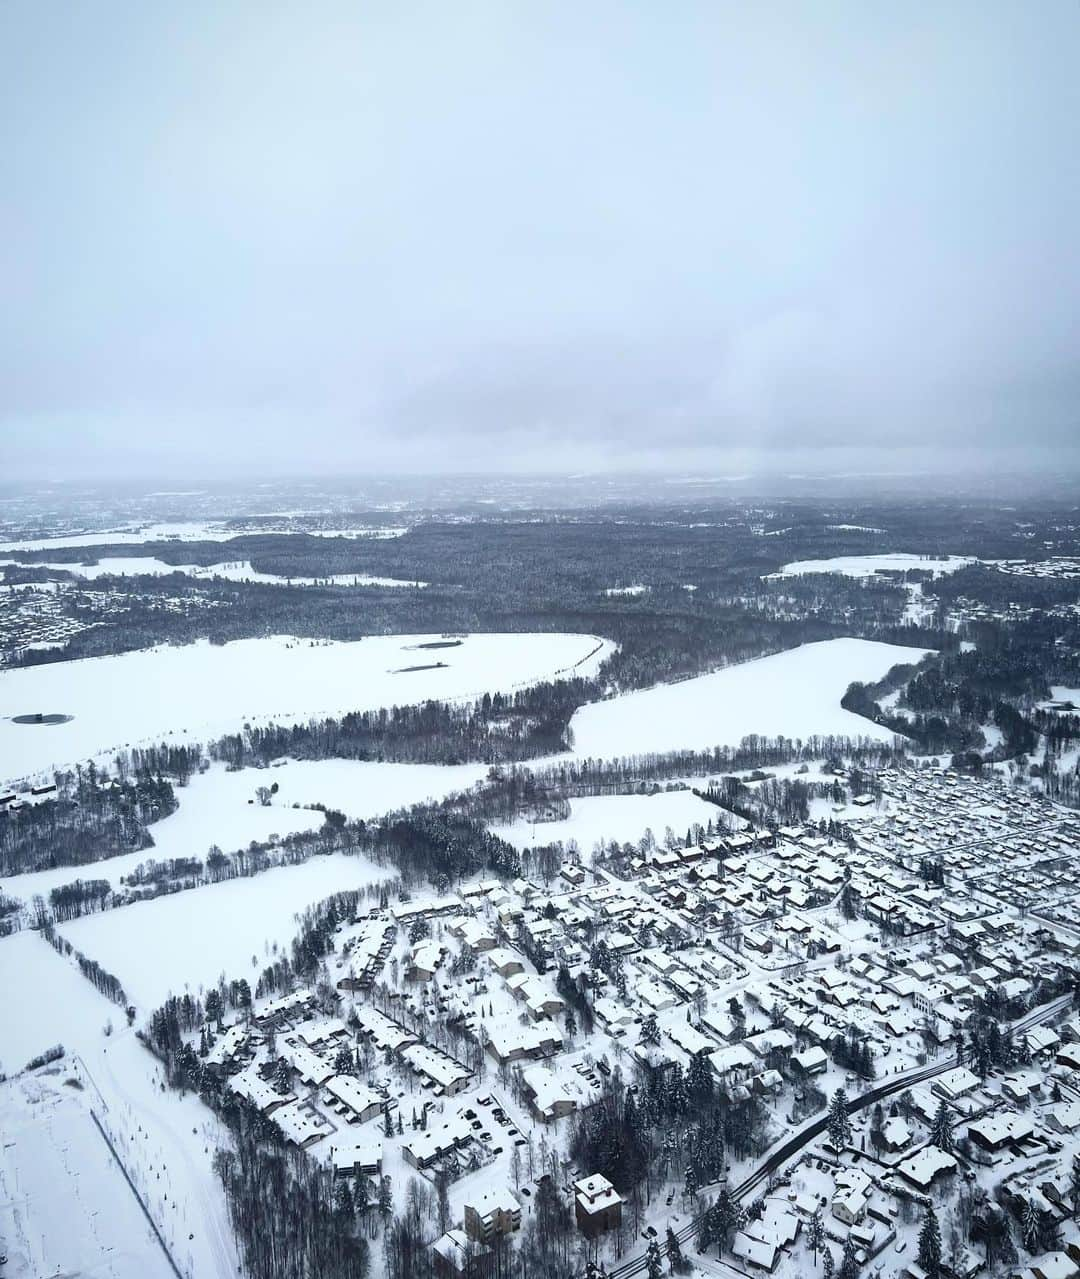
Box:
3;2;1078;481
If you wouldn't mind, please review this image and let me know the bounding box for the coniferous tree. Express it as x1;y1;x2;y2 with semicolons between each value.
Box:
665;1226;685;1273
827;1088;851;1152
930;1099;954;1153
918;1205;943;1279
335;1178;355;1220
808;1209;825;1264
1021;1198;1041;1255
378;1176;393;1219
839;1235;860;1279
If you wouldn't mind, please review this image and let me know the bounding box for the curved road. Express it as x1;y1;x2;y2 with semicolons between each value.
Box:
601;993;1072;1279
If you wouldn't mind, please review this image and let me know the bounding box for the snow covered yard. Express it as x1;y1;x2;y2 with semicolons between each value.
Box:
496;788;723;855
59;850;391;1009
568;638;931;759
0;630;615;782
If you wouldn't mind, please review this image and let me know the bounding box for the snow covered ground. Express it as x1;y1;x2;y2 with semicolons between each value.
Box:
496;788;722;854
770;552;975;578
0;1082;176;1279
1049;686;1080;705
568;638;930;758
0;932;239;1278
240;757;489;816
0;521;407;553
60;851;391;1009
0;555;426;587
2;758;488;906
0;631;614;782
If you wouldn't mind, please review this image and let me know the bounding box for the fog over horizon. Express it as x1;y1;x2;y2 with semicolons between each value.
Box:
3;2;1079;482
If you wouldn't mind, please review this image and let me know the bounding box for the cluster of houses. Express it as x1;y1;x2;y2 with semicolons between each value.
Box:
176;764;1080;1279
0;579;217;664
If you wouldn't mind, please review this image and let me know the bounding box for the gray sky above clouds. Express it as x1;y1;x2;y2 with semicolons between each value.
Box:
3;2;1079;481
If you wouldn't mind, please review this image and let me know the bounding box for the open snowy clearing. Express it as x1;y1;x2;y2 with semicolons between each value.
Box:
0;1084;176;1279
0;931;137;1075
1049;686;1080;706
3;758;490;905
242;757;489;819
0;555;425;587
60;851;391;1010
0;631;614;782
769;552;975;578
568;638;930;758
496;788;722;854
0;932;239;1277
0;521;408;553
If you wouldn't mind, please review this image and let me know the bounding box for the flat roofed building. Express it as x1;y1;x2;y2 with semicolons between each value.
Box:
574;1173;623;1236
464;1187;521;1241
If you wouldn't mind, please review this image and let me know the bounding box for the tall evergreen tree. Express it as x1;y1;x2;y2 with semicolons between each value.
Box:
918;1205;942;1279
1021;1198;1041;1255
666;1226;685;1273
839;1234;860;1279
930;1099;954;1153
808;1209;825;1264
827;1088;851;1152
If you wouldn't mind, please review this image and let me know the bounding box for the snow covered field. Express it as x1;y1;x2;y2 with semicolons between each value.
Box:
3;759;488;906
0;1087;176;1279
770;552;975;578
0;631;614;782
1050;686;1080;705
568;638;930;758
0;555;426;587
237;757;488;821
497;788;722;854
0;521;407;553
60;851;391;1009
0;932;238;1277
